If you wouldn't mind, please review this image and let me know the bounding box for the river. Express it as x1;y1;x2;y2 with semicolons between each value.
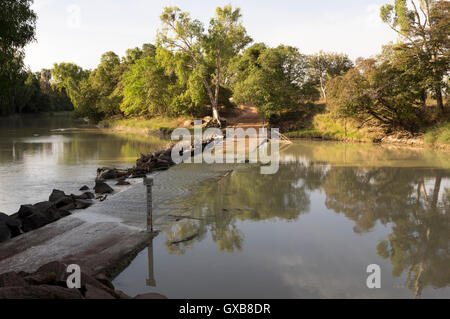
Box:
0;114;449;298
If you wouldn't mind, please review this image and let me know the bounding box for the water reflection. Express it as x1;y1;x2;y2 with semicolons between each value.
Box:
147;237;156;287
0;114;167;214
161;156;449;297
164;164;323;255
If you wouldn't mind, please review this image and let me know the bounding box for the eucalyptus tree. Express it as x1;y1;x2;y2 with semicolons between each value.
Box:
0;0;36;114
307;51;354;99
380;0;450;112
158;5;252;126
232;44;318;121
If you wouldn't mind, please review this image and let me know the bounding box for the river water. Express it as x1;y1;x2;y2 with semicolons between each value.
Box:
0;113;167;215
0;114;449;298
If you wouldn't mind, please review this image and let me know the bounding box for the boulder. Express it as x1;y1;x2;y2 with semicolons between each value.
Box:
24;271;57;286
31;202;62;222
49;189;67;203
0;272;28;288
58;209;71;218
13;202;70;233
59;203;76;211
33;261;68;284
83;284;115;299
70;193;90;200
0;285;83;299
16;205;52;233
0;222;11;242
74;199;93;210
76;192;95;200
94;274;115;291
97;168;130;181
94;181;114;194
0;213;21;237
54;196;75;209
79;185;89;191
116;180;130;186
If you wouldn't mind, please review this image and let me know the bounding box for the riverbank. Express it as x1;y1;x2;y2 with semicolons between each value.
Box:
285;113;450;151
100;116;191;137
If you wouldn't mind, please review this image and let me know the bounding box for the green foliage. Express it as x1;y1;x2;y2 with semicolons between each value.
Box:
307;51;354;98
380;0;449;111
121;56;176;116
232;44;319;122
327;55;424;131
158;5;251;123
0;0;37;114
425;122;450;145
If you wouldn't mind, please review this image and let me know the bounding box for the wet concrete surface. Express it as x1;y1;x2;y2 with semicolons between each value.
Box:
0;162;246;278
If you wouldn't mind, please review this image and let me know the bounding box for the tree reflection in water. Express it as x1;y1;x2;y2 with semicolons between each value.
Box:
163;161;449;297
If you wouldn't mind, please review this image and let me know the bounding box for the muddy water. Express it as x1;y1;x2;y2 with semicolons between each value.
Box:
0;114;448;298
114;141;450;298
0;113;167;215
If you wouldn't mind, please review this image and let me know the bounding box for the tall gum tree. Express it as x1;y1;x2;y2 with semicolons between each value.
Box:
158;5;252;126
380;0;449;112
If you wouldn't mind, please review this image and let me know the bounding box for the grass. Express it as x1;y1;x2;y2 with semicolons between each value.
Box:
286;113;375;142
425;122;450;146
101;116;189;133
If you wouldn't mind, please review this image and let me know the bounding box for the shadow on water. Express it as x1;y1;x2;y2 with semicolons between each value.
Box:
114;141;450;298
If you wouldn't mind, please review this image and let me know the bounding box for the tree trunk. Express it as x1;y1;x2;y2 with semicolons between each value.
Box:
200;76;221;127
435;85;444;113
213;51;222;126
431;174;442;209
320;76;326;100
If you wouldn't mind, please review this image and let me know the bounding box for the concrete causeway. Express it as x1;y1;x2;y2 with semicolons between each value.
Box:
0;162;243;278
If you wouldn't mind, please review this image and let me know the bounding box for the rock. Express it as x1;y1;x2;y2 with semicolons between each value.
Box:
54;196;75;209
0;213;21;237
0;285;83;299
133;293;168;299
31;201;63;221
13;201;71;233
16;205;52;233
74;199;93;209
115;179;130;186
58;210;71;218
94;274;115;291
49;189;67;203
80;192;95;200
79;185;89;191
83;284;115;299
115;290;132;299
33;261;68;283
96;195;108;202
94;181;114;194
0;222;11;243
59;203;76;211
24;272;57;286
0;272;28;288
97;168;130;181
71;192;95;200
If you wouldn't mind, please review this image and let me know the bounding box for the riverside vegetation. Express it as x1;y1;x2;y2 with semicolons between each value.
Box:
0;0;449;146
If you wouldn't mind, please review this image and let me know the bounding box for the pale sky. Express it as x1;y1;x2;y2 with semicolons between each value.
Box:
24;0;398;71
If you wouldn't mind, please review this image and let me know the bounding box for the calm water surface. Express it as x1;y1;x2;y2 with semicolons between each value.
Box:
0;114;449;298
114;143;450;298
0;114;166;214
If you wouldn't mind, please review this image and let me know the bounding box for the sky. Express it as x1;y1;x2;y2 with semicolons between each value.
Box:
24;0;398;71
